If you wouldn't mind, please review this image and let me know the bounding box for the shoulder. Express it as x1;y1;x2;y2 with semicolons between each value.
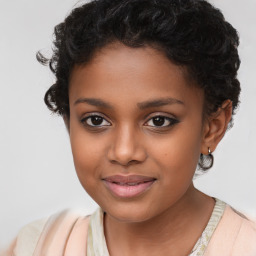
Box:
229;207;256;254
222;206;256;240
1;217;48;256
15;217;48;256
3;210;90;256
205;204;256;256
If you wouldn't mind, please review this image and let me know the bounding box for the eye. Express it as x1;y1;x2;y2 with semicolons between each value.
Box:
81;115;111;127
145;116;178;127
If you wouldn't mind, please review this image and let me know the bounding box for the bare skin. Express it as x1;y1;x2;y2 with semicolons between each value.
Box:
104;188;214;256
67;42;232;255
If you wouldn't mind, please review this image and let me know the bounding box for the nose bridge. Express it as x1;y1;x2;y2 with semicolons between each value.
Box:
108;123;146;165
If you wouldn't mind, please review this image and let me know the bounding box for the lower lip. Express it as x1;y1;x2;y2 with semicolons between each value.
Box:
103;180;155;198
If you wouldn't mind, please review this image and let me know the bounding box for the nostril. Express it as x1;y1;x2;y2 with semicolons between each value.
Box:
107;130;148;165
109;159;140;166
126;160;141;166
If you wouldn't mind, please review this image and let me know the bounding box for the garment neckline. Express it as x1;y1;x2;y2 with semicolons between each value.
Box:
189;198;226;255
87;198;226;256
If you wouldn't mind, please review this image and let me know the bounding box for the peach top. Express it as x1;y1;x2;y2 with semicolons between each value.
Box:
2;200;256;256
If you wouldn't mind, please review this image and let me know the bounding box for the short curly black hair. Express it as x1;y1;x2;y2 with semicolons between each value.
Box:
38;0;241;170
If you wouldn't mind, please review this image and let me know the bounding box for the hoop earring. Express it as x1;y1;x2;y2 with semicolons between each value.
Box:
198;148;214;171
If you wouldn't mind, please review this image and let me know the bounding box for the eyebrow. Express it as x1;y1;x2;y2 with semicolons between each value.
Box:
74;97;184;109
74;98;113;109
137;97;184;109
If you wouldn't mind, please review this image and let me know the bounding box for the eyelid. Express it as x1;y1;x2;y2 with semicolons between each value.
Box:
143;112;179;127
144;112;177;122
80;112;112;126
80;112;179;128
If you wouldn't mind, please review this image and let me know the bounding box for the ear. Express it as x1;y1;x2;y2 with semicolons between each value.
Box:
63;115;70;134
201;100;232;155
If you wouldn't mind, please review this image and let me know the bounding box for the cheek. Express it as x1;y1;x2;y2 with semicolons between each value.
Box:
153;132;201;166
70;135;106;201
150;124;202;181
69;125;105;185
71;136;96;168
150;135;201;203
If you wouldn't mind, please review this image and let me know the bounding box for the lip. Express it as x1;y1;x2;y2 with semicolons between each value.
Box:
102;175;156;198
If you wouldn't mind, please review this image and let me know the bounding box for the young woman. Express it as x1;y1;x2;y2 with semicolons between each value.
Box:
3;0;256;255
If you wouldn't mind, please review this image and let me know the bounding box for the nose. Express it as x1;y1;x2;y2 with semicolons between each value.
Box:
107;125;147;166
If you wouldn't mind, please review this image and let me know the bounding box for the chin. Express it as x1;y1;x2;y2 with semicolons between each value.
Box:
102;202;156;223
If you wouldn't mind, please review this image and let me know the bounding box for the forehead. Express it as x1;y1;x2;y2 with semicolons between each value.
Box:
69;43;203;109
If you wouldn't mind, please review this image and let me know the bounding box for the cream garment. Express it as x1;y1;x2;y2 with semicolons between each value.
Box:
2;199;256;256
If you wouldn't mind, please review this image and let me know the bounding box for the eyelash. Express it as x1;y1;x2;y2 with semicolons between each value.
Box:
145;116;179;128
80;113;179;129
81;113;111;127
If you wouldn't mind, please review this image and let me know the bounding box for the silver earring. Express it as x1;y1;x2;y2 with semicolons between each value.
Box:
198;148;214;171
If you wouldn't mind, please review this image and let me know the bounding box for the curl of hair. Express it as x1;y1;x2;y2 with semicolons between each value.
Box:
38;0;241;170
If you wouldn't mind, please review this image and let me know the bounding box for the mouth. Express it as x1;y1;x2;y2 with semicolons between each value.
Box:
102;175;156;198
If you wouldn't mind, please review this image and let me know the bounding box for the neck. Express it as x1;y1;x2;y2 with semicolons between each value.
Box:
104;185;215;256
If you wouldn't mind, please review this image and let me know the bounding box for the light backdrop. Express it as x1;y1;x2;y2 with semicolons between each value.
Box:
0;0;255;248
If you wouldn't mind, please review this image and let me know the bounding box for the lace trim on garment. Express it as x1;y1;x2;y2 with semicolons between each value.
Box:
189;198;226;256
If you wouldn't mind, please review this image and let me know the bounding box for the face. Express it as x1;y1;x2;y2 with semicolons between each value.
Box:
68;43;206;222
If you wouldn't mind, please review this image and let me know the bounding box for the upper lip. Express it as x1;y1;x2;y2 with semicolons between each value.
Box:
103;175;156;184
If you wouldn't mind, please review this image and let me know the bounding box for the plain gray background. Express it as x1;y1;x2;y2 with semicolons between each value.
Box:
0;0;255;248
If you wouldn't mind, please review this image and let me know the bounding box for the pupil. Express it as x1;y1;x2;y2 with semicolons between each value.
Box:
91;116;103;125
153;116;165;126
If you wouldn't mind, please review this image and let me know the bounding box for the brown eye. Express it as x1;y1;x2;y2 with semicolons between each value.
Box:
90;116;103;125
82;115;111;127
152;116;165;126
146;116;178;127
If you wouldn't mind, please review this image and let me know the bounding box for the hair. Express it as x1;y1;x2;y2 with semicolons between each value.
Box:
37;0;240;170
